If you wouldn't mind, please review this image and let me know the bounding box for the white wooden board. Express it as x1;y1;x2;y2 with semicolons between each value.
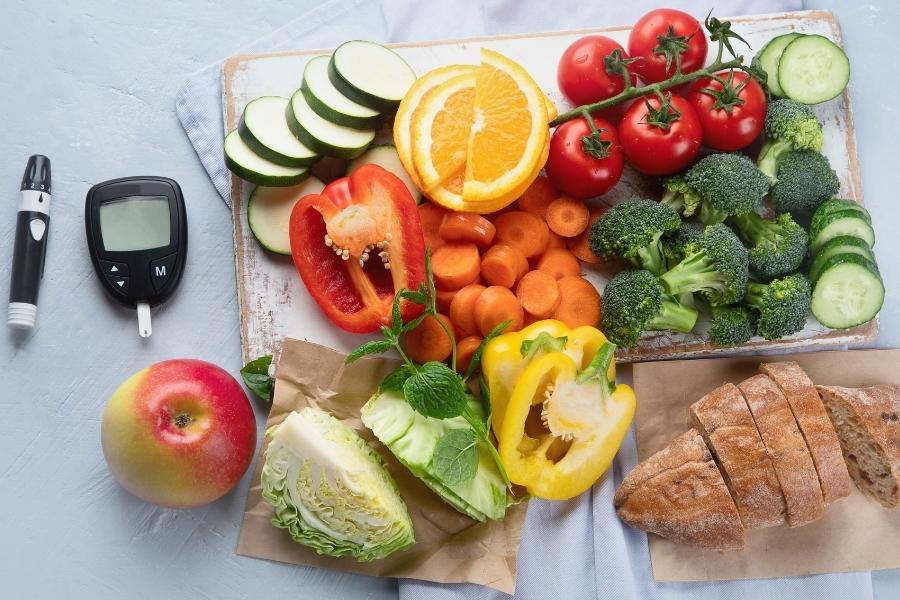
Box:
223;9;875;363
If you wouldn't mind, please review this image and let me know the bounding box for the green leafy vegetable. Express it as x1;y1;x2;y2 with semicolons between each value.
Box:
241;355;274;401
431;428;478;486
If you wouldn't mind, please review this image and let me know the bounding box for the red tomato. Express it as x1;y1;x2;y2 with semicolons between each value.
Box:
686;70;767;151
557;35;632;106
628;9;708;84
546;117;624;200
619;94;702;176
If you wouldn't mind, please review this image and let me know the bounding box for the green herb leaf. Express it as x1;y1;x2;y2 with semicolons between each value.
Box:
403;361;468;419
391;289;405;333
424;250;438;313
241;356;274;401
400;313;427;334
380;364;414;393
520;332;569;360
399;287;428;305
345;340;394;365
575;340;617;391
463;319;510;380
478;373;493;430
431;428;478;486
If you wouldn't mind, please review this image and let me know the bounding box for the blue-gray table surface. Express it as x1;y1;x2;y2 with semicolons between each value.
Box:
1;1;897;598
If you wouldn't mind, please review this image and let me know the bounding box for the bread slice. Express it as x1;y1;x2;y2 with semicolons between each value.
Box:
615;429;745;550
738;375;825;527
761;362;852;505
690;383;786;528
817;385;900;509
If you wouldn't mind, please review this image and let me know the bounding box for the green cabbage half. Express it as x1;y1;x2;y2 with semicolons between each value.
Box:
361;391;507;522
260;407;414;561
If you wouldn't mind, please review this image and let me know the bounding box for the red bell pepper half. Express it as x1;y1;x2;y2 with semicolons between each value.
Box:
289;164;426;333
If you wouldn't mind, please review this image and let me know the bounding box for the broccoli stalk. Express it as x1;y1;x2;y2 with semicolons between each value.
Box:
743;273;811;340
600;269;698;347
658;223;749;307
588;199;681;275
708;305;755;346
757;99;824;181
730;211;809;280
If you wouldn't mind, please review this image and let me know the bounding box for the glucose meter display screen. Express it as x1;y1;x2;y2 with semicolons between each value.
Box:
100;196;171;252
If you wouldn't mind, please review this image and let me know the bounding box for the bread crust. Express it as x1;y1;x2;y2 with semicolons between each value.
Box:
615;429;745;550
816;385;900;509
739;375;825;527
690;383;786;528
761;362;852;505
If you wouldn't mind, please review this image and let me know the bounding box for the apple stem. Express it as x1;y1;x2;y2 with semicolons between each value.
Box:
174;413;193;428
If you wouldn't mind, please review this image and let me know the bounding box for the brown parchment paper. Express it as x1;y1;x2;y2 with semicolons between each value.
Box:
632;349;900;582
236;338;527;594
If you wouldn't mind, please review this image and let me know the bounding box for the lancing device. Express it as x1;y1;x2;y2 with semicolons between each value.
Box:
8;155;52;330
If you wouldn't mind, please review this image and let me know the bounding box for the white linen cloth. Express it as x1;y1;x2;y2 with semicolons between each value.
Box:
175;1;873;598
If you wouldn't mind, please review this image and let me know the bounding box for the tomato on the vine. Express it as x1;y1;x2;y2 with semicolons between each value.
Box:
545;116;624;200
628;9;708;84
619;94;702;176
686;70;767;151
557;35;632;106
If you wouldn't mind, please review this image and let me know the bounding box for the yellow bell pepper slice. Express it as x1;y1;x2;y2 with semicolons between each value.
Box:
498;351;636;500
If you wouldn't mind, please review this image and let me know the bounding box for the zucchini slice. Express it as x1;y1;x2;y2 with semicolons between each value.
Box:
778;34;850;104
301;55;384;130
224;130;310;187
248;177;326;255
329;41;416;112
811;253;883;329
810;209;875;253
238;96;320;167
347;144;421;202
808;235;875;282
753;32;802;97
286;90;376;159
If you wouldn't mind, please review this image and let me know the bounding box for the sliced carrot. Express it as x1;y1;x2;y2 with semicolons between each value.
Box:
545;196;590;238
516;270;561;319
403;314;455;364
494;211;550;259
449;283;486;337
523;311;541;327
480;244;529;288
552;276;601;328
431;243;481;290
567;206;607;264
418;202;449;252
475;286;524;336
438;212;496;249
546;230;566;250
435;287;458;313
517;175;558;219
537;248;581;280
455;335;483;374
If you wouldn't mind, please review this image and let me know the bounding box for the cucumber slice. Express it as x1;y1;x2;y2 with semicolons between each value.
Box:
811;254;883;329
329;41;416;112
248;177;326;255
301;55;384;130
238;97;320;167
224;130;310;186
778;34;850;104
286;90;376;159
753;33;802;97
347;144;421;202
812;198;871;226
808;235;875;282
810;210;875;253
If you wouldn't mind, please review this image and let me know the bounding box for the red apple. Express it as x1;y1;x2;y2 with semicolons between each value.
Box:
101;359;257;508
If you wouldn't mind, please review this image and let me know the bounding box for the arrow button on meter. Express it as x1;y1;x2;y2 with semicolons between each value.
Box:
150;253;177;293
105;275;129;297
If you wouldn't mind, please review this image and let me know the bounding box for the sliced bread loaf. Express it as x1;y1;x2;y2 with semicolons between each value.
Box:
761;362;852;505
690;383;786;528
615;429;745;550
739;375;825;527
817;385;900;509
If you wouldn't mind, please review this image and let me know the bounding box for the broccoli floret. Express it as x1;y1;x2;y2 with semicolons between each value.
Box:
770;150;840;219
730;211;809;281
659;223;749;307
662;154;770;224
600;269;699;347
757;99;824;180
743;273;811;340
588;199;681;275
663;221;705;271
708;305;755;346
